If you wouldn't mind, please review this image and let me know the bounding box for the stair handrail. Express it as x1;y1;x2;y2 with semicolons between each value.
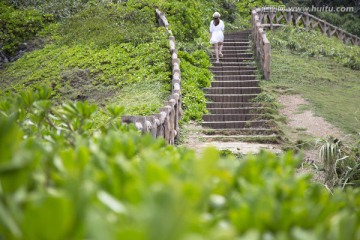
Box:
121;9;182;145
251;9;271;80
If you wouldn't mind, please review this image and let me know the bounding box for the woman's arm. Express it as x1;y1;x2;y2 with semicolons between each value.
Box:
209;20;214;33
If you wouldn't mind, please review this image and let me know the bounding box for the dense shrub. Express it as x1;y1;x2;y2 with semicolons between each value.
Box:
178;50;211;122
5;0;89;19
58;4;157;47
0;2;53;57
1;90;360;239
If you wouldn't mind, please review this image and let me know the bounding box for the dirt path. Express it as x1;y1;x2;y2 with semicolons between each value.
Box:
278;94;347;183
278;95;343;139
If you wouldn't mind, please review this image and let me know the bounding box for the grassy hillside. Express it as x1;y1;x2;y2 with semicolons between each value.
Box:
264;27;360;137
0;3;172;122
1;0;284;123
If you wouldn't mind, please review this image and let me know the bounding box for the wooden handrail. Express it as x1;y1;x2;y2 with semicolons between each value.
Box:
256;8;360;46
121;9;182;145
251;9;271;80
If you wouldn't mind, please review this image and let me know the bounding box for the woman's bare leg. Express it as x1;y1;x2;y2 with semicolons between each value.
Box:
214;43;219;62
219;42;223;57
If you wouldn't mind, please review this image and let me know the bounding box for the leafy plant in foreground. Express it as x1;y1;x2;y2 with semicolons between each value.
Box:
318;136;360;189
1;89;360;239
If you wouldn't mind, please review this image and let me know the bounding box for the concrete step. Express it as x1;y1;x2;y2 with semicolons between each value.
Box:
225;30;251;34
217;53;254;58
211;66;256;71
202;120;271;129
202;128;275;135
210;56;255;62
203;114;268;122
224;39;249;42
212;58;254;64
202;134;280;143
204;87;261;95
207;107;264;114
205;94;257;102
222;41;250;47
212;55;254;61
206;102;262;108
222;46;251;51
214;75;257;81
211;61;255;66
221;49;252;53
212;70;256;76
211;80;259;88
221;48;252;52
224;32;250;40
215;53;254;59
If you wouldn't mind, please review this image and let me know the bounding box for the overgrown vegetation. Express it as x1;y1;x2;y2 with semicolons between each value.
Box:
4;0;88;19
178;50;211;122
0;2;53;58
1;89;360;239
318;136;360;188
0;2;171;118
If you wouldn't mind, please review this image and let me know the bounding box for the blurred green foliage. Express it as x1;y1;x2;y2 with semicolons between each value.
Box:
1;89;360;239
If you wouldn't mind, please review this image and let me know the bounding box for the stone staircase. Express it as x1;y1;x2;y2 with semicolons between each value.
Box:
202;30;278;143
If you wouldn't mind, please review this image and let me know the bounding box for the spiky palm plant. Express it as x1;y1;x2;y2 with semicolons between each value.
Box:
319;136;342;188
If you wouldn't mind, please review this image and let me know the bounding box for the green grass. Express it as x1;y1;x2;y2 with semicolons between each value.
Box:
262;49;360;136
268;27;360;70
0;4;171;126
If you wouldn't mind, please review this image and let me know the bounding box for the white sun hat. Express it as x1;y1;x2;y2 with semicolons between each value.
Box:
213;12;221;18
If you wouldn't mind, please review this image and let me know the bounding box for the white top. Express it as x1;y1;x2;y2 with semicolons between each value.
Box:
210;20;224;33
209;20;224;44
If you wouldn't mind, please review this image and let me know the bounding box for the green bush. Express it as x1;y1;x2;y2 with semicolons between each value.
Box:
0;2;53;56
1;91;360;239
58;4;157;47
5;0;89;19
178;50;211;122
